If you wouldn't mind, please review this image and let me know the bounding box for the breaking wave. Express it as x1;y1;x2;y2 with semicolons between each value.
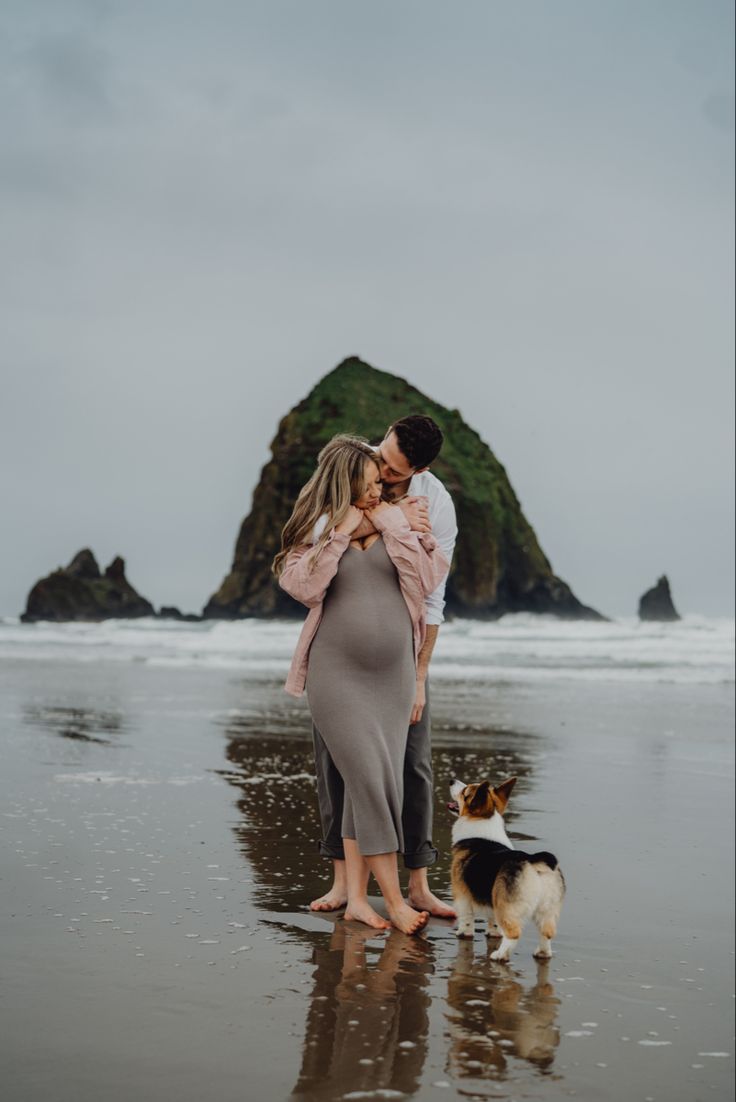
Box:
0;614;733;686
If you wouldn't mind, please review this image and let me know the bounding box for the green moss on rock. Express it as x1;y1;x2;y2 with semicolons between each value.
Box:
203;357;603;620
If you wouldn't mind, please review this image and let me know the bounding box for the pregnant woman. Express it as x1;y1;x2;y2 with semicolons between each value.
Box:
274;435;449;934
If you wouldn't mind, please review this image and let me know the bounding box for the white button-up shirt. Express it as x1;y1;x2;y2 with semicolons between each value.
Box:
312;469;457;625
404;470;457;625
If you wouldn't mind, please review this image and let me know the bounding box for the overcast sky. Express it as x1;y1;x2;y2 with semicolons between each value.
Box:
1;0;733;619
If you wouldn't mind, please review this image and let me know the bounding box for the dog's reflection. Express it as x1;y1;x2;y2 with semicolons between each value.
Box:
292;921;432;1100
446;939;561;1080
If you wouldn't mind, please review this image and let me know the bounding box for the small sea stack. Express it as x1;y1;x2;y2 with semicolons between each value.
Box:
21;549;155;622
157;606;203;622
638;575;681;622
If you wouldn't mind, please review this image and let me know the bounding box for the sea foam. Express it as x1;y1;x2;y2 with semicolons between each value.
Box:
0;614;733;686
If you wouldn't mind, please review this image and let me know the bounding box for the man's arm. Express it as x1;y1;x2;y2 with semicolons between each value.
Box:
416;624;439;681
410;489;457;724
423;491;458;626
311;512;376;543
352;513;377;540
410;624;439;724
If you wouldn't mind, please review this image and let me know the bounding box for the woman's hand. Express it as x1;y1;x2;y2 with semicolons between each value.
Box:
364;501;394;523
351;513;378;540
335;506;364;536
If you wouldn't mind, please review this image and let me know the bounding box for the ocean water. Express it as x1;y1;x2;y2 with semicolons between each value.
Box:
1;612;733;685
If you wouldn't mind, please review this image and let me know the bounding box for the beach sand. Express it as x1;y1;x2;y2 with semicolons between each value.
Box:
0;656;733;1101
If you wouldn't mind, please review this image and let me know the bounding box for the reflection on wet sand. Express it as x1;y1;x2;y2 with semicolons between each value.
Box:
216;721;323;911
216;711;561;1095
216;716;539;913
23;703;124;744
446;939;561;1082
292;922;433;1101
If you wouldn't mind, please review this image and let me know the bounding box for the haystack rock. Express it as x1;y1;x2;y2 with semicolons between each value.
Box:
204;357;604;621
638;575;681;622
21;549;155;622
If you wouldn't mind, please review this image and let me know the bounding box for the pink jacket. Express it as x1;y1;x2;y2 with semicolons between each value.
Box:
279;505;450;697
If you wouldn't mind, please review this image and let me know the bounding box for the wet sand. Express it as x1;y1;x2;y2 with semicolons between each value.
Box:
0;657;733;1101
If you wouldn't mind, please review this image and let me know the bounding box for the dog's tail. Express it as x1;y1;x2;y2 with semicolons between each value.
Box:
530;852;566;910
529;852;565;942
530;850;558;871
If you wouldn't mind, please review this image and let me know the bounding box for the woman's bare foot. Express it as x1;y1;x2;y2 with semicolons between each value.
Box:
387;901;429;935
343;901;390;930
309;888;348;912
407;888;457;920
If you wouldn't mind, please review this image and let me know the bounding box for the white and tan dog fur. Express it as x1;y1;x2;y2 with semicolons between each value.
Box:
449;777;565;962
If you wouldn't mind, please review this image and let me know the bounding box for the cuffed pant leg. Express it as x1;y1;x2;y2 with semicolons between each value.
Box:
312;721;346;860
401;680;438;869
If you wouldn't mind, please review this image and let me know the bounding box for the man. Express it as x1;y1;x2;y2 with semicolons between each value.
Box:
310;414;458;919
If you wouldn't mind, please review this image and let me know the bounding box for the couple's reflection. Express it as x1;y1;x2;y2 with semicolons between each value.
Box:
292;922;561;1100
292;921;431;1100
217;722;561;1092
446;939;561;1080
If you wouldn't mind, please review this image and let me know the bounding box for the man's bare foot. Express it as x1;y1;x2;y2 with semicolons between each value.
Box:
310;888;348;912
387;902;429;935
343;901;390;930
407;889;457;920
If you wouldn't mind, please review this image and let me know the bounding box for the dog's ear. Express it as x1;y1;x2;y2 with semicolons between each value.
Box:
467;780;491;813
493;777;517;812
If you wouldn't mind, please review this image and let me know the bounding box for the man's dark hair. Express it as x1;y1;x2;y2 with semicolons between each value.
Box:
391;414;444;469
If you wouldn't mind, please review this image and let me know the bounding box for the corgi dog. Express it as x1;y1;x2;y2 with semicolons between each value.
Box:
449;777;565;962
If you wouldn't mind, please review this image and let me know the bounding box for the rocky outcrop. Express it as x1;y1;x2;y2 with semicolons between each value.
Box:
638;575;681;622
157;606;203;622
21;549;155;622
204;357;604;621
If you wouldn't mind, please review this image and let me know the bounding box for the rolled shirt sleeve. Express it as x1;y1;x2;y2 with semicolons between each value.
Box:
423;486;457;625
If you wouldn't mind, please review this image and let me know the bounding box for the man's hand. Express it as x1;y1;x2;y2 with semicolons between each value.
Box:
410;678;426;726
398;496;431;533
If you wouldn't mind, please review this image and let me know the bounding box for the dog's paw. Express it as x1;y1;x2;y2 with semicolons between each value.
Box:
455;929;474;940
533;948;552;960
489;948;509;962
486;927;501;939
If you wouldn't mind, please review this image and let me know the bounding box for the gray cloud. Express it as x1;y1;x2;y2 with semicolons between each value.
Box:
703;91;735;133
26;30;114;116
0;0;733;618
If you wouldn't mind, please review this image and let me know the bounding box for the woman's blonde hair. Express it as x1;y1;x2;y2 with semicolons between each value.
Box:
272;434;379;577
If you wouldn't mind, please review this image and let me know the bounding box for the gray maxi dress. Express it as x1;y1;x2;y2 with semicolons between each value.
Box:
305;537;416;856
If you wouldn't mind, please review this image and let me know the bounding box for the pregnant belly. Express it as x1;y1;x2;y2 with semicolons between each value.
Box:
310;590;413;674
